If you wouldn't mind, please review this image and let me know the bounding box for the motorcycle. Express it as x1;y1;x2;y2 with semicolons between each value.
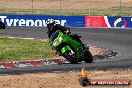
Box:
49;30;93;64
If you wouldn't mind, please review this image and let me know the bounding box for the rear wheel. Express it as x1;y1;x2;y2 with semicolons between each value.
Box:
63;51;78;64
84;50;93;63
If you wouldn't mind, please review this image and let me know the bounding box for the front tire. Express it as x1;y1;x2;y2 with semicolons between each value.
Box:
63;51;78;64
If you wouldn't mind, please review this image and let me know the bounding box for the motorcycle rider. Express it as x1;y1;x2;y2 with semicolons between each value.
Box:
46;19;82;43
46;19;70;38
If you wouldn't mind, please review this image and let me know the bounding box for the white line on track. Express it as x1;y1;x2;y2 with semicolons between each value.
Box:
3;36;49;42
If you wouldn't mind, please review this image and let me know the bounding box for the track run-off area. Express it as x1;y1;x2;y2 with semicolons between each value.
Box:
0;27;132;74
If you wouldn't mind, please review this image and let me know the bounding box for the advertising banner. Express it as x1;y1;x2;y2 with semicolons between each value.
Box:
84;16;107;28
0;15;84;27
85;16;132;28
0;15;132;28
104;16;132;28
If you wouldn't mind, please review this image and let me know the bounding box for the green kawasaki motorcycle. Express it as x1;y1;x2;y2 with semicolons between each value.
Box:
50;30;93;64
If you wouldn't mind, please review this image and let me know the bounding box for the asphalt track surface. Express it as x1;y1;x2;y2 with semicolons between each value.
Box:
0;27;132;74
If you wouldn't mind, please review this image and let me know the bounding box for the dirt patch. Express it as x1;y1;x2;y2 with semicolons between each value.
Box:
0;69;131;88
89;46;103;56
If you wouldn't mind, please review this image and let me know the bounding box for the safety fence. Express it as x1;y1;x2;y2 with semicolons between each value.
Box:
0;0;132;16
0;15;132;28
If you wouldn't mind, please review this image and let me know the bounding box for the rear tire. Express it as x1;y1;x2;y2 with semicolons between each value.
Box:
84;50;93;63
63;51;78;64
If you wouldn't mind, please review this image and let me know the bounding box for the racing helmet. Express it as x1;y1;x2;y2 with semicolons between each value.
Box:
46;19;56;30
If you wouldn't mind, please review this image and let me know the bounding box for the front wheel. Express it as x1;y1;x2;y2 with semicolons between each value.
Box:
63;51;78;64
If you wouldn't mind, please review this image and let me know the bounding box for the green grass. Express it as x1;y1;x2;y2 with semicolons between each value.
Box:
0;37;56;61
